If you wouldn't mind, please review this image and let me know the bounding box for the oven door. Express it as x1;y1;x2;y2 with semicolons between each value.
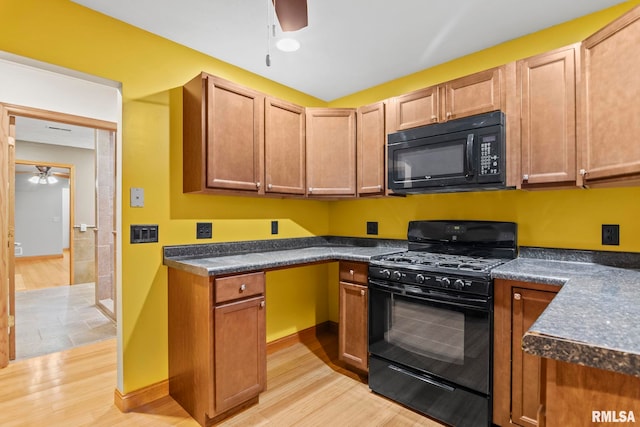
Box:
368;279;492;395
387;130;477;191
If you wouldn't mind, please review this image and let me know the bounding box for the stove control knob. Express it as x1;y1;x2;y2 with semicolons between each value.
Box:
381;269;391;279
454;279;465;290
416;274;425;284
392;271;402;281
441;277;451;288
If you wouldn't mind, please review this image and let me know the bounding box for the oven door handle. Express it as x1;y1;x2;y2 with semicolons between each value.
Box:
388;364;455;392
369;280;490;311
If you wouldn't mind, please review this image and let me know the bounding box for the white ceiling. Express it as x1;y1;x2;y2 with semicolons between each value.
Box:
73;0;624;101
15;116;96;150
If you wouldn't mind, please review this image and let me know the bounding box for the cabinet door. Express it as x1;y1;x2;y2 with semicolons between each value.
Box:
392;86;438;131
357;102;385;195
206;75;264;192
338;281;368;372
265;97;306;195
519;45;578;186
214;296;266;414
305;108;356;196
511;287;557;427
581;7;640;184
442;67;503;121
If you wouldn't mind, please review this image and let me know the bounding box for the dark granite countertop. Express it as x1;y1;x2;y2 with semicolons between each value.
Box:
163;236;407;277
493;247;640;377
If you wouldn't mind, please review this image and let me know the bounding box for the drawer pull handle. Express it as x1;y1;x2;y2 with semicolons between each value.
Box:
260;300;265;308
240;284;246;292
514;292;521;300
349;269;354;275
360;289;365;296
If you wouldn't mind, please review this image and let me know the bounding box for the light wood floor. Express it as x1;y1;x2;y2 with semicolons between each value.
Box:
0;333;443;426
15;249;70;291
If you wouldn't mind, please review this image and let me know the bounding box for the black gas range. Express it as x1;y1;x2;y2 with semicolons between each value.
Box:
368;220;517;427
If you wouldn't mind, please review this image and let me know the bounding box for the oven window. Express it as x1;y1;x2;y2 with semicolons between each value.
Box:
386;298;465;365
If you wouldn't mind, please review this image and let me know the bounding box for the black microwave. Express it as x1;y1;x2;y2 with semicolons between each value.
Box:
387;111;506;193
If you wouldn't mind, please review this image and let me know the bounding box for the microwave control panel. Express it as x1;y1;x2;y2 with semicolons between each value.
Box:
479;134;501;176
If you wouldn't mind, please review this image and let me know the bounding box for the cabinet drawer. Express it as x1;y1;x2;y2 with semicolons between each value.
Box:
215;272;265;304
339;261;368;284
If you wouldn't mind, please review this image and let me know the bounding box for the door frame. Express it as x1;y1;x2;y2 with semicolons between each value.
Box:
0;104;116;366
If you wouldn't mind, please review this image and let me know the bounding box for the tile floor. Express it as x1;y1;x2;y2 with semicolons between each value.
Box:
14;283;116;360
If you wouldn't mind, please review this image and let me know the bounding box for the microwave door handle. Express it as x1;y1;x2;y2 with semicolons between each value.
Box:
466;133;474;178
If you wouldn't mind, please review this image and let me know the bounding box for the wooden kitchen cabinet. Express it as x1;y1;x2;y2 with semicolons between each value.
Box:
264;97;306;195
518;44;579;188
338;261;368;372
389;66;506;132
183;73;264;194
543;358;640;427
305;108;357;197
493;279;559;427
357;102;386;196
580;6;640;187
168;269;266;426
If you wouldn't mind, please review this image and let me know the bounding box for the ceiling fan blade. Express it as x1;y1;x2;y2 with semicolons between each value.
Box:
273;0;308;31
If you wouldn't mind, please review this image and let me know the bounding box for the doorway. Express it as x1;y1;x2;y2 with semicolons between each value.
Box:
9;114;117;360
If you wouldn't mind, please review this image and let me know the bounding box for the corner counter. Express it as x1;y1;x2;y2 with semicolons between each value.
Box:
163;236;407;277
493;247;640;377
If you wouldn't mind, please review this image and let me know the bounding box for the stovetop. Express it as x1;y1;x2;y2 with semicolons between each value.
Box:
372;250;509;275
368;220;517;295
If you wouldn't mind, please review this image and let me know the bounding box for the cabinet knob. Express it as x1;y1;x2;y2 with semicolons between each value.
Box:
377;184;382;190
446;112;452;119
260;300;265;308
514;293;521;300
349;269;354;275
580;169;587;176
267;183;273;190
256;182;261;189
308;187;313;193
523;174;529;181
431;115;437;122
240;284;246;292
360;289;365;296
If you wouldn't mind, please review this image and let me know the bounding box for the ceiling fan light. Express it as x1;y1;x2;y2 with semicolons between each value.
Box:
276;38;300;52
47;175;58;184
28;175;40;184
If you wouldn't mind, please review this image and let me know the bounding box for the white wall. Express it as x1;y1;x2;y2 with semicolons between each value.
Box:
15;175;68;257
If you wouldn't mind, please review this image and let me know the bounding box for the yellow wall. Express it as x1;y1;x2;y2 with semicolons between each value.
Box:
1;0;640;395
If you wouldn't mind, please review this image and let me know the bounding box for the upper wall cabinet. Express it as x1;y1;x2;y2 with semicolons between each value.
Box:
518;44;579;188
580;6;640;187
305;108;357;197
183;73;264;194
264;97;306;195
389;66;506;132
357;102;386;196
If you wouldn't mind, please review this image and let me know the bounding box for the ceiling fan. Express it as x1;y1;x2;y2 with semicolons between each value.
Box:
16;165;69;184
273;0;308;31
267;0;308;65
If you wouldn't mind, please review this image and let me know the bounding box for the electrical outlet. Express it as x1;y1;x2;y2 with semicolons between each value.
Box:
271;220;279;235
196;222;212;239
602;224;620;246
367;221;379;235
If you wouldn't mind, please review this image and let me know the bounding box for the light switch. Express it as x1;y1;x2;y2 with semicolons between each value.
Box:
130;187;144;207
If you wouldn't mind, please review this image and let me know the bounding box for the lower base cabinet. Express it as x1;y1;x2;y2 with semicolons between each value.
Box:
543;359;640;427
493;279;559;427
168;268;266;426
338;261;369;372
